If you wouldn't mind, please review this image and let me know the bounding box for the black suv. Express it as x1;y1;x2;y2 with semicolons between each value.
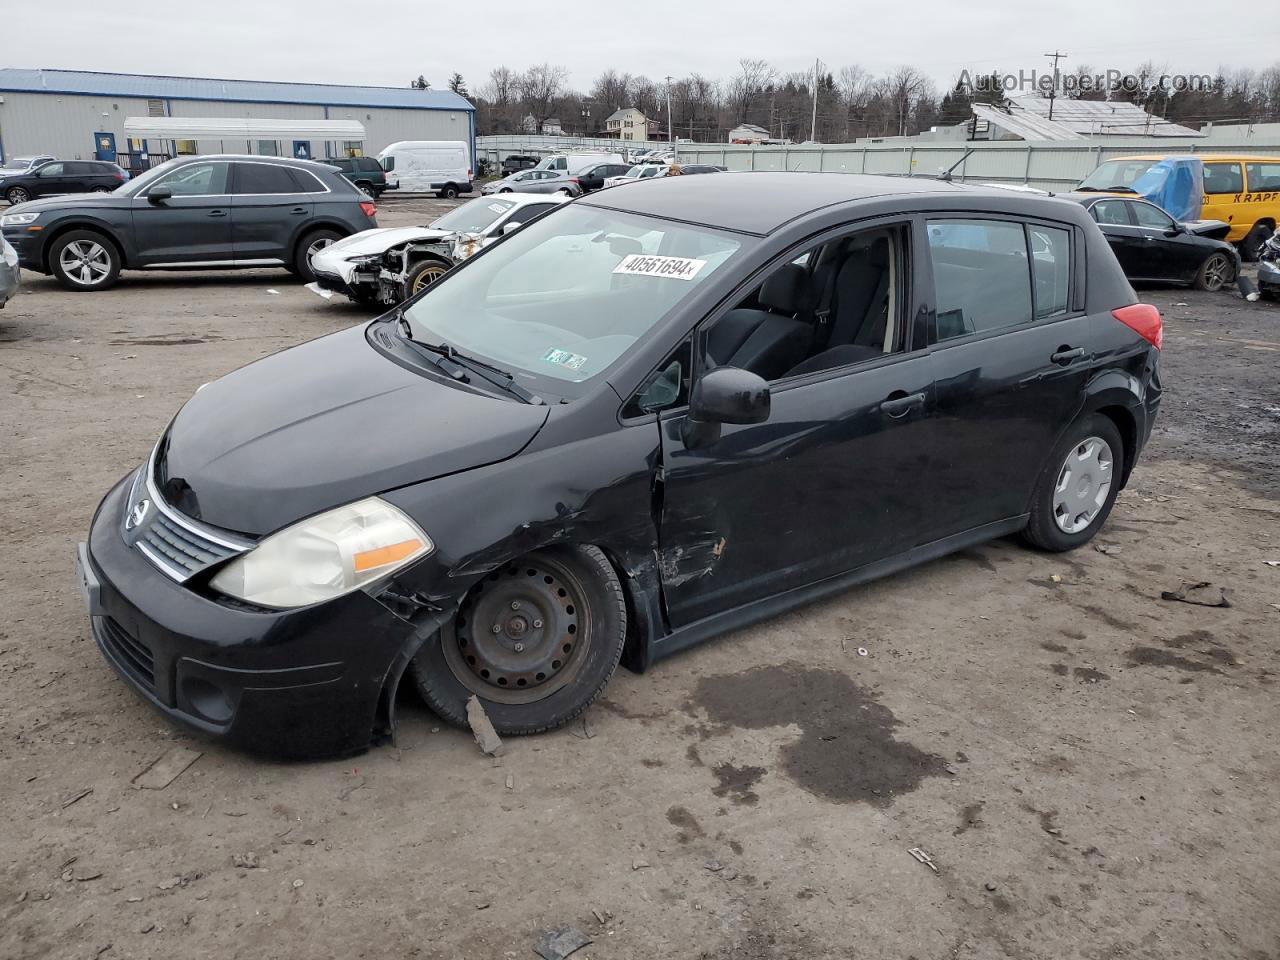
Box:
2;160;128;205
501;154;539;176
0;155;377;291
328;156;392;198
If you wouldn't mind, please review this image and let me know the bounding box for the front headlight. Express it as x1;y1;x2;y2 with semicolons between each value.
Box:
209;497;432;609
2;212;39;226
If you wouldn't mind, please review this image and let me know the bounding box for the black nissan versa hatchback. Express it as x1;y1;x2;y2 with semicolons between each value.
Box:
77;172;1162;758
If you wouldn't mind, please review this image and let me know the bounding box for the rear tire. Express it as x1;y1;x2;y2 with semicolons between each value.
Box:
1240;224;1273;263
49;230;121;292
1194;251;1234;291
293;228;343;282
355;181;376;199
410;545;627;735
438;184;459;200
1021;413;1124;552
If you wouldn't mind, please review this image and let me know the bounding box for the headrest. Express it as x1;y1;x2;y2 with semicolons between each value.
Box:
759;263;814;314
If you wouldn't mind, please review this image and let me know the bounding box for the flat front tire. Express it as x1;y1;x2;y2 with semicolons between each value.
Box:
49;230;121;291
1022;413;1124;552
410;545;627;735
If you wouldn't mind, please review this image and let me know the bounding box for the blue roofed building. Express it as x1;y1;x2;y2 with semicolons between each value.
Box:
0;68;475;173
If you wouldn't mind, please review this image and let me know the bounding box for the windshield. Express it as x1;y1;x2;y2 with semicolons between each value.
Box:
404;205;747;385
432;197;515;234
3;158;32;170
1079;159;1157;192
116;158;186;197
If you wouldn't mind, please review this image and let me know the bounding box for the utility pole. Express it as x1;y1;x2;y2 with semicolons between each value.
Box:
811;57;822;143
665;75;676;160
1044;50;1067;120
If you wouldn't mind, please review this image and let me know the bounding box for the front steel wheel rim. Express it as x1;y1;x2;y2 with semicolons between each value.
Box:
9;187;29;203
1052;436;1114;534
442;556;592;704
60;240;112;286
1203;254;1230;291
411;263;448;294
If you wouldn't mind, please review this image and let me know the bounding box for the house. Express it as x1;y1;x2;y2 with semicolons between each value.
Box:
968;96;1203;142
521;115;564;136
605;108;654;142
728;123;786;145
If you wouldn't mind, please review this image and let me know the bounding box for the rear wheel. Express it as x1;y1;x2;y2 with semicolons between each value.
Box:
403;258;450;297
355;181;376;199
1194;251;1234;291
5;185;30;204
49;230;121;291
438;184;459;200
90;186;112;194
1022;414;1124;552
410;546;627;734
293;228;343;282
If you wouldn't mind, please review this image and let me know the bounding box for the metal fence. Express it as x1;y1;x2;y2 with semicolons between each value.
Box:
477;134;1280;191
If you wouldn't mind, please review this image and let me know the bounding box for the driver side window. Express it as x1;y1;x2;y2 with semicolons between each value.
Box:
37;163;64;177
700;224;908;383
149;162;229;197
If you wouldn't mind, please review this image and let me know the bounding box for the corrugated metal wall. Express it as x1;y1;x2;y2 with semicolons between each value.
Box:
477;134;1280;191
0;91;471;163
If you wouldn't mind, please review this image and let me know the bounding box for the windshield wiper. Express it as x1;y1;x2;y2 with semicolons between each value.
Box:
393;311;543;404
1080;184;1136;193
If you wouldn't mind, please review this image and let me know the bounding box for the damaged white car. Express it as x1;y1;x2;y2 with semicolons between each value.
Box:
308;194;568;306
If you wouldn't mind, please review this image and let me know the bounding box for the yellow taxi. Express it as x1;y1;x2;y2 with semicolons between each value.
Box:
1077;155;1280;258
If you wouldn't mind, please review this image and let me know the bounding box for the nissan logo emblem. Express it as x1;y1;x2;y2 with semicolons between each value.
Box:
126;498;151;531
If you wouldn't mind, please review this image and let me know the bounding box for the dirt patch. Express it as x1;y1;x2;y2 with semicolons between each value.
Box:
1073;666;1110;683
1127;646;1224;675
666;805;705;842
955;801;986;836
691;664;947;806
711;763;766;806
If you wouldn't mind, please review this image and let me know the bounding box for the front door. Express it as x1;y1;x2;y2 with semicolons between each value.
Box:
656;219;936;628
922;217;1091;538
130;160;234;264
229;161;312;262
94;132;116;162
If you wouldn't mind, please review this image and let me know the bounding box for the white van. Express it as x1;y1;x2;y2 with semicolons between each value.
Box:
535;152;624;175
376;141;473;198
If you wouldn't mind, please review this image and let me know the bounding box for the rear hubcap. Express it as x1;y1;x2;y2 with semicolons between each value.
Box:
444;558;590;703
1052;436;1114;534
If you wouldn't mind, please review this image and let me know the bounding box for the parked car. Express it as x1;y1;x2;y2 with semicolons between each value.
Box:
570;162;633;193
604;163;670;188
328;156;392;198
1062;193;1239;291
2;160;128;205
501;154;540;176
376;141;473;198
481;169;579;196
0;155;376;291
77;172;1161;758
0;155;56;182
1256;231;1280;301
1078;154;1280;260
534;152;624;174
309;193;567;305
0;234;19;307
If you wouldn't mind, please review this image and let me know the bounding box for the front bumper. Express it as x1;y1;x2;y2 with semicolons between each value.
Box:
0;261;17;307
84;474;439;758
1;228;45;272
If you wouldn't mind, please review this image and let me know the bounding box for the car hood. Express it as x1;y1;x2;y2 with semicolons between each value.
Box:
156;324;549;536
311;226;452;282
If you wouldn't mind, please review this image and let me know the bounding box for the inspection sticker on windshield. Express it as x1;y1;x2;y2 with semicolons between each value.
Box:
613;254;707;281
544;348;588;370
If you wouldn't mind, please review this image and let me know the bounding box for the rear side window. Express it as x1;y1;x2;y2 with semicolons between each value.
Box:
358;158;381;172
1246;161;1280;192
1203;162;1243;195
288;168;328;193
234;163;300;195
927;219;1032;341
1029;226;1071;319
332;159;354;172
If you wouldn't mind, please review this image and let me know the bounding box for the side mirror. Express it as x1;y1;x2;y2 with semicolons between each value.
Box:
683;366;770;448
147;187;172;204
1164;223;1184;237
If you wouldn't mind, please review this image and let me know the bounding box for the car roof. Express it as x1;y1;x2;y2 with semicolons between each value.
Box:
580;171;985;235
167;153;340;173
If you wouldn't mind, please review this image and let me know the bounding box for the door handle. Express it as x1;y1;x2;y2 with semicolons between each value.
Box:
1051;346;1085;364
290;207;307;215
207;209;227;217
879;391;926;418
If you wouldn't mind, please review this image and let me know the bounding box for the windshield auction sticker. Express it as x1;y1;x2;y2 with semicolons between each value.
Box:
613;254;707;281
544;348;588;370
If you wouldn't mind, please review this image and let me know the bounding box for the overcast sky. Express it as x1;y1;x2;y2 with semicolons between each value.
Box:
18;0;1274;96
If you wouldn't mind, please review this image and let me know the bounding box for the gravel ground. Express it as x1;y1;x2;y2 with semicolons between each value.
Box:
2;195;1278;960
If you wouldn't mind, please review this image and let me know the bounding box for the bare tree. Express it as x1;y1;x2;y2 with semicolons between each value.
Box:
727;58;776;124
479;66;520;133
590;70;633;113
519;63;571;129
884;66;931;136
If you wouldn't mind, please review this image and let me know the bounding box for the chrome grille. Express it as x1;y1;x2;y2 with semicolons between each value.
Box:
139;510;238;577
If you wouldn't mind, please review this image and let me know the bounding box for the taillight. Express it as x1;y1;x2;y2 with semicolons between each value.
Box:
359;200;376;219
569;177;580;185
113;172;125;181
1112;303;1162;350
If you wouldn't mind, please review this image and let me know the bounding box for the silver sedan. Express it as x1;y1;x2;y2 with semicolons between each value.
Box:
0;234;19;308
481;169;580;197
